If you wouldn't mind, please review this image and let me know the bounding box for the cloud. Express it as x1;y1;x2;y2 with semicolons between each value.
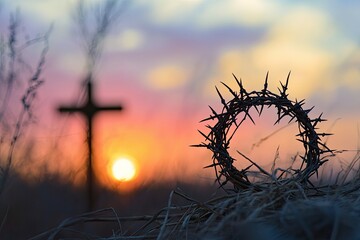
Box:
135;0;204;25
201;49;267;99
202;6;355;99
56;53;85;75
146;64;189;90
252;6;354;96
335;48;360;90
135;0;283;28
8;0;73;22
196;0;281;28
105;29;144;52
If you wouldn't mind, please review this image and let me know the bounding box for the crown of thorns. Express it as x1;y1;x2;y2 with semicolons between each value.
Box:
195;73;334;191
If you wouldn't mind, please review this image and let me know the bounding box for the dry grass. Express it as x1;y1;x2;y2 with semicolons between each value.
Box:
30;168;360;239
0;10;51;196
31;74;360;240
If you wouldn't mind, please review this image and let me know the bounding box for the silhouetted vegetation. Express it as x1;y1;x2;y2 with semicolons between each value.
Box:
0;10;51;196
1;1;360;240
29;75;360;240
0;171;219;239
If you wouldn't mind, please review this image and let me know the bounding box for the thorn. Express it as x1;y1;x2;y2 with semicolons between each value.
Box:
190;144;205;148
288;115;296;124
221;82;238;99
278;72;291;98
285;71;291;89
254;105;260;115
244;107;255;125
319;133;333;137
209;105;220;117
259;105;264;116
204;163;220;169
274;112;288;125
198;130;211;141
304;106;315;114
296;138;308;145
263;71;269;95
215;86;227;108
294;99;305;109
232;73;241;86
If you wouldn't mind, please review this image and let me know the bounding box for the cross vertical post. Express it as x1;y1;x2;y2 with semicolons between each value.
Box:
58;76;123;212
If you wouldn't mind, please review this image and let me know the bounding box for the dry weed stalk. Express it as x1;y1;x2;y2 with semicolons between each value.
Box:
0;11;51;195
194;72;334;191
74;0;127;76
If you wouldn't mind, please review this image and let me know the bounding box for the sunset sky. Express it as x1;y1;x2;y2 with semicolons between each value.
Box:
1;0;360;190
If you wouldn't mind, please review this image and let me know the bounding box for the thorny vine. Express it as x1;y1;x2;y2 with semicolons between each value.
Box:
195;73;334;192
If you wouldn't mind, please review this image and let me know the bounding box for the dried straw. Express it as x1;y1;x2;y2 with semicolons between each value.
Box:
30;178;360;239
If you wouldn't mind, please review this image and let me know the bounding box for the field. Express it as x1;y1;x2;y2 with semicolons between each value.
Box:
26;76;360;240
1;1;359;239
22;158;360;240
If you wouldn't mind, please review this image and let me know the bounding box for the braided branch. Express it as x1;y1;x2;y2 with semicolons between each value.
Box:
196;73;334;192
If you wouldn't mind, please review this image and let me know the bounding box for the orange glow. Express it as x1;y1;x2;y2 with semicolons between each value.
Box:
111;157;136;182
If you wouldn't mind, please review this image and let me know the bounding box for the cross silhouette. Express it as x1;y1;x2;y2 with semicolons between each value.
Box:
58;75;123;212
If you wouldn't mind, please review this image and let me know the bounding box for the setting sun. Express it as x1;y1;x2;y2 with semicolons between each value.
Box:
111;158;136;182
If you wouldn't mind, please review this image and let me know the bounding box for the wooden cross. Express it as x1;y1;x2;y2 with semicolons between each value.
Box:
58;75;123;212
